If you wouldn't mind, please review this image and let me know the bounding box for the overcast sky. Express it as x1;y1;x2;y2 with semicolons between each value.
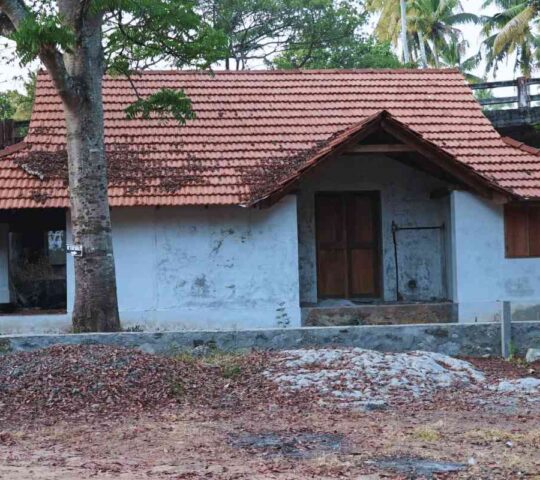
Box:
0;0;522;92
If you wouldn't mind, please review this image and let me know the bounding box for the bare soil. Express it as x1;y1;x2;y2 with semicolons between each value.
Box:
0;348;539;480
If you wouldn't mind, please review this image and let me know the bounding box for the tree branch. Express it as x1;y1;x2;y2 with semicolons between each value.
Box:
38;44;74;103
0;0;74;103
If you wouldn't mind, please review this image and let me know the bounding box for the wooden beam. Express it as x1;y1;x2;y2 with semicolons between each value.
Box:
380;118;512;201
345;144;415;154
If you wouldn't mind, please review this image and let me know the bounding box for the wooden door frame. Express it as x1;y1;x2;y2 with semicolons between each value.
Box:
315;191;383;300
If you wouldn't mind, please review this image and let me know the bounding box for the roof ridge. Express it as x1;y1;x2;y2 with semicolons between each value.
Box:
501;136;540;155
38;67;463;77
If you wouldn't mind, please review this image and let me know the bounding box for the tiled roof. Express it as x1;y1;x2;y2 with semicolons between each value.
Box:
1;68;539;209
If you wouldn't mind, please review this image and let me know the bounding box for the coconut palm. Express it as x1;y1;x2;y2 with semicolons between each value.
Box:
367;0;477;67
438;40;483;81
481;0;540;76
407;0;478;67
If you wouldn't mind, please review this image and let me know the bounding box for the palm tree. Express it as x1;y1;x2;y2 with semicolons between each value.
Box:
481;0;540;76
400;0;411;63
408;0;478;67
438;40;483;81
367;0;477;67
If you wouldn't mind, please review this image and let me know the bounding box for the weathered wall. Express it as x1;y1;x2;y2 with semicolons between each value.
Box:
297;154;452;304
0;197;301;333
2;321;539;357
451;191;540;322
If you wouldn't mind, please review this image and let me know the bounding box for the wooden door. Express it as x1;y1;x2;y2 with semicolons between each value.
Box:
315;192;381;299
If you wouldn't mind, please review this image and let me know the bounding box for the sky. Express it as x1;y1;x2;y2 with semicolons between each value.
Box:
0;0;523;93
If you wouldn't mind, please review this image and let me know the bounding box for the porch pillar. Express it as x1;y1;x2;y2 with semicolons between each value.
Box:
0;223;10;303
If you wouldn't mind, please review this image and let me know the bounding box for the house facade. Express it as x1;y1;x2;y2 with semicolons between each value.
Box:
1;69;540;334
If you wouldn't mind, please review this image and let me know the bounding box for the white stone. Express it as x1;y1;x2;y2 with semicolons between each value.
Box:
525;348;540;363
267;348;485;404
495;377;540;393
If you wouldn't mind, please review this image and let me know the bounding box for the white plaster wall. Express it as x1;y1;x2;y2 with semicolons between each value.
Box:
297;154;452;304
0;196;300;334
451;191;540;322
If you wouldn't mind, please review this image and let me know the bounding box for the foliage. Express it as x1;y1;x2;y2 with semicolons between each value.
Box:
199;0;369;70
473;87;505;110
407;0;478;67
2;0;227;123
273;34;403;69
367;0;477;70
10;14;75;65
103;0;227;73
0;92;14;120
125;88;195;123
481;0;540;76
0;72;36;121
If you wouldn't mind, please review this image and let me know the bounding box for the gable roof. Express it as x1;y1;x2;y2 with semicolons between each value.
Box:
1;68;539;209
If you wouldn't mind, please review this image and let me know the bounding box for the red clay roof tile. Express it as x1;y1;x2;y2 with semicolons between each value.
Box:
1;68;540;208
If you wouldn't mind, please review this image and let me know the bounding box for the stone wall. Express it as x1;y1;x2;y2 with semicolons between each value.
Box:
2;321;539;357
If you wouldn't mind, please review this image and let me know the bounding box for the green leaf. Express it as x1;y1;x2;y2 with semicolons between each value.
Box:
10;14;75;65
124;88;196;123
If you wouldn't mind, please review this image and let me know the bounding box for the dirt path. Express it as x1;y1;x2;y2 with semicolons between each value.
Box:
1;397;539;479
1;348;539;479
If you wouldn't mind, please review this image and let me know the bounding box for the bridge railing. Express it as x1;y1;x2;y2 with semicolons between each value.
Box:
471;76;540;109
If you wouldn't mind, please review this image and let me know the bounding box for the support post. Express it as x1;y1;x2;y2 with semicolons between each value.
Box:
501;301;512;359
517;77;530;110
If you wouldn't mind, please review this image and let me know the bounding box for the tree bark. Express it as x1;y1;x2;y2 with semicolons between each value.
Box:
0;0;121;332
400;0;410;64
418;30;428;68
58;4;120;332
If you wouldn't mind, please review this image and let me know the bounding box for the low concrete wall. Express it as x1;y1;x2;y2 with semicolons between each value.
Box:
1;321;539;357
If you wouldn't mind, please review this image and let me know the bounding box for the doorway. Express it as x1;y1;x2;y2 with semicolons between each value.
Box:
315;192;381;299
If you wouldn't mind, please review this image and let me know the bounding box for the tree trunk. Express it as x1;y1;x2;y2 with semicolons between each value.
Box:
418;31;428;68
59;6;120;332
400;0;410;64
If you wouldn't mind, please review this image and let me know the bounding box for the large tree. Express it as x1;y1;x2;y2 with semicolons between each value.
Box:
0;0;225;332
273;35;402;69
200;0;368;69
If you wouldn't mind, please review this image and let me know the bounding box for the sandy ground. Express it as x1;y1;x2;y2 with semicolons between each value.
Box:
0;352;539;479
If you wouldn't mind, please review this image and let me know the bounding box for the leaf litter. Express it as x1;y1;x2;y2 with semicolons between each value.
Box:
1;345;539;479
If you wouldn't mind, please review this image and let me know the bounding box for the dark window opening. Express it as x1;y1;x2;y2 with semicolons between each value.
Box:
0;209;67;313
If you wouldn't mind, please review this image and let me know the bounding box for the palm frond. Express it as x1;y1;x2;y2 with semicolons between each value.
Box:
493;4;536;54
